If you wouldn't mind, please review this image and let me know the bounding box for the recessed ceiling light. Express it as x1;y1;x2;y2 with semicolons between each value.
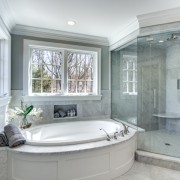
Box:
67;20;76;26
159;40;164;43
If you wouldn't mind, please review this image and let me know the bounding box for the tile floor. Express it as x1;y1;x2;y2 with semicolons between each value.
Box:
114;161;180;180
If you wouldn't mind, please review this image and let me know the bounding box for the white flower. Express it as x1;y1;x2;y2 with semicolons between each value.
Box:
8;108;19;119
29;108;43;118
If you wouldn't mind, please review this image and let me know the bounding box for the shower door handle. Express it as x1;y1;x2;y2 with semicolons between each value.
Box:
153;89;156;109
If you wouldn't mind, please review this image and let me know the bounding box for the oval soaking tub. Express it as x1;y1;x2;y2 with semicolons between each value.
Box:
23;120;121;146
8;120;136;180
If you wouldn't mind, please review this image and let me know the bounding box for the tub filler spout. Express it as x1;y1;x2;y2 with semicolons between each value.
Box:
99;128;111;141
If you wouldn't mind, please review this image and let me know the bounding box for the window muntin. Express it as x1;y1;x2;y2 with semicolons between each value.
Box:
123;55;137;95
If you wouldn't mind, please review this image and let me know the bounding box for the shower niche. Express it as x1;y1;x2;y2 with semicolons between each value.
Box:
54;104;77;119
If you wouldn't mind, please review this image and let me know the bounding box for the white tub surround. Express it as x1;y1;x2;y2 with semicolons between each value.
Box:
8;120;136;180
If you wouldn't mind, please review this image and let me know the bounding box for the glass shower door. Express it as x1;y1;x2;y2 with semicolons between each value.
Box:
137;32;180;157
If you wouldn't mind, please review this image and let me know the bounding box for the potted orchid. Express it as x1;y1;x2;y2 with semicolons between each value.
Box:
8;101;43;129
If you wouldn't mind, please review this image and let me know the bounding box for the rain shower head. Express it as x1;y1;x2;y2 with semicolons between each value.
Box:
167;34;178;41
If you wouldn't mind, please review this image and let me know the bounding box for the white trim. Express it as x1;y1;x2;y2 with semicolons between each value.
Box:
0;96;11;107
0;0;15;32
23;39;101;100
109;19;139;50
22;95;102;102
12;24;109;46
137;7;180;28
0;16;11;97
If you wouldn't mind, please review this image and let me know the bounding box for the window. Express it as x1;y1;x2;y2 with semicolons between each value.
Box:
31;49;62;94
67;51;94;94
23;40;101;100
122;55;137;95
0;19;11;101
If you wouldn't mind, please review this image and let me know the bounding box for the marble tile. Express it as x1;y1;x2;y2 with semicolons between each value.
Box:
0;148;8;180
9;90;111;125
115;161;180;180
136;150;180;171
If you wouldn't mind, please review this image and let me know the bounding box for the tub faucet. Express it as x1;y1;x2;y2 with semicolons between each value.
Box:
121;123;129;135
113;131;118;139
99;128;111;141
120;130;124;137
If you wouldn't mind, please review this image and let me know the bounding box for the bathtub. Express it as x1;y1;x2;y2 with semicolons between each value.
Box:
8;119;136;180
24;120;121;146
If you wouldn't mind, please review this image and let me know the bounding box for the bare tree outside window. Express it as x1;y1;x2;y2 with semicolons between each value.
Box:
67;52;94;94
31;49;62;93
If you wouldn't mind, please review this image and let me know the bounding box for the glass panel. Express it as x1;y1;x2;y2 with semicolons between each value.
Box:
42;80;51;92
32;80;41;93
77;81;85;93
137;31;180;158
111;39;137;128
86;81;93;93
67;52;94;93
52;51;62;65
128;71;133;81
32;64;41;78
52;65;61;79
128;82;133;92
42;65;52;79
32;49;41;64
52;80;61;93
128;61;133;69
68;81;76;93
41;50;52;64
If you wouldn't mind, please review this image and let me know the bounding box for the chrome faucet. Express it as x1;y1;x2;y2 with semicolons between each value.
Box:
121;123;129;135
120;130;124;137
100;128;111;141
113;131;118;139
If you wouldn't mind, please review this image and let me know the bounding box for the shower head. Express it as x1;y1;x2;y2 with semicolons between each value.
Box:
167;34;178;41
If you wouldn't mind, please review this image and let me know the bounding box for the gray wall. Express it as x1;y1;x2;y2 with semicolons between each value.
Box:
11;34;110;90
10;34;111;123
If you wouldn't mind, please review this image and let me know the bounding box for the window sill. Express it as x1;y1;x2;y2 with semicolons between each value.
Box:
0;96;11;107
22;95;102;102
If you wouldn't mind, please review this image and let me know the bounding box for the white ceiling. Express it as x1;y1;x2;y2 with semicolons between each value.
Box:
7;0;180;40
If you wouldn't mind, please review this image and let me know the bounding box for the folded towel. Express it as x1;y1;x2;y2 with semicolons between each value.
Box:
4;124;26;148
0;131;8;147
58;110;66;117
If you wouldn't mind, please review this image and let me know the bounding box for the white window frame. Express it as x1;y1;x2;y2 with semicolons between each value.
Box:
23;39;101;101
0;17;11;107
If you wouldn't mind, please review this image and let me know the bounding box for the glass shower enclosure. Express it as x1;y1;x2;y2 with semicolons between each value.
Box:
111;31;180;158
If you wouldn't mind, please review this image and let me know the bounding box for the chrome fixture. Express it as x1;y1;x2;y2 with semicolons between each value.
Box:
120;130;124;137
113;131;119;139
121;123;129;135
167;34;178;41
100;128;111;141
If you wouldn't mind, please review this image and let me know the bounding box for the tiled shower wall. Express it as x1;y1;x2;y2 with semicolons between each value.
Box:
166;44;180;113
